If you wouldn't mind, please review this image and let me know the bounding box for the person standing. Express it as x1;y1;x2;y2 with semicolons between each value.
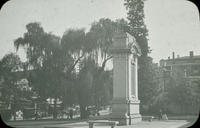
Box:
69;108;73;119
159;109;162;120
35;111;38;120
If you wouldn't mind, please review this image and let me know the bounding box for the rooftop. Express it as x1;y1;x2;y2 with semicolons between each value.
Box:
160;51;200;61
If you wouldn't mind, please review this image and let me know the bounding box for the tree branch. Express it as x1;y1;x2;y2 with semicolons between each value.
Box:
101;55;113;71
66;54;85;74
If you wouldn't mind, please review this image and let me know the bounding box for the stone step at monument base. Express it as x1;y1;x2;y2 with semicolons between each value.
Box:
110;113;142;125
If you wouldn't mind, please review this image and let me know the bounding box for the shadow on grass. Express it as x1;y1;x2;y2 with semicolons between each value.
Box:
5;118;88;127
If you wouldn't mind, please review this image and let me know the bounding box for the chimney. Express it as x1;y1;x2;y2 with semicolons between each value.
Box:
189;51;194;58
172;52;175;59
168;56;170;60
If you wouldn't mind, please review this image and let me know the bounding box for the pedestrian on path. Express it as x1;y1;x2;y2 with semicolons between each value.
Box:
159;109;162;120
69;109;73;119
35;112;38;120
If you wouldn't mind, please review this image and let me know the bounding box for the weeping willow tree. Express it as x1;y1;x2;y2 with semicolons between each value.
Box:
86;18;129;110
14;23;60;119
61;29;96;119
60;19;127;118
87;18;129;70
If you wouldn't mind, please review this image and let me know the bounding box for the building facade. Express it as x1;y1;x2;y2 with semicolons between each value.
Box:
160;51;200;85
158;51;200;114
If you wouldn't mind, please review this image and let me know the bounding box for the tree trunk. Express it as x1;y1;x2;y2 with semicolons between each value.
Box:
13;97;16;121
13;107;16;121
53;97;57;120
80;104;87;119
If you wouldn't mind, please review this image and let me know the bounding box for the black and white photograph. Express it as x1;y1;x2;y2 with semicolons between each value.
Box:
0;0;199;128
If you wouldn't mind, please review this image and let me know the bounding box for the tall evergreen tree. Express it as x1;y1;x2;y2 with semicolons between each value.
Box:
125;0;149;56
124;0;158;113
14;22;66;119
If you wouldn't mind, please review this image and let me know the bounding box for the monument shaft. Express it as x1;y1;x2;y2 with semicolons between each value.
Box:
110;32;142;125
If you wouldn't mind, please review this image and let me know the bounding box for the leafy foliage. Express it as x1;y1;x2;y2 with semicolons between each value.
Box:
0;53;32;120
0;53;22;103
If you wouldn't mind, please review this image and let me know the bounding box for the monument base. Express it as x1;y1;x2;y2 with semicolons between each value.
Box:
111;98;142;125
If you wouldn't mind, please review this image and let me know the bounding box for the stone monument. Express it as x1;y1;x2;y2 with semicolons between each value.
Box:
110;31;142;125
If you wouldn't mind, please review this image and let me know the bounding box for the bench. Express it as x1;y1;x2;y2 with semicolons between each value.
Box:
88;120;119;128
148;116;155;122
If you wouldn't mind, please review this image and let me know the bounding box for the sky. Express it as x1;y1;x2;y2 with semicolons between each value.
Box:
0;0;199;63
